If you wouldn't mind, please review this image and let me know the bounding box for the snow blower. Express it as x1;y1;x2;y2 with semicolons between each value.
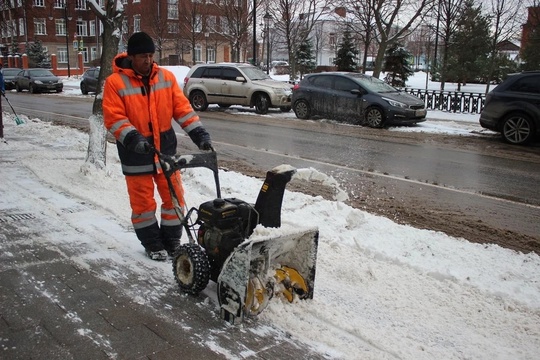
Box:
156;150;319;324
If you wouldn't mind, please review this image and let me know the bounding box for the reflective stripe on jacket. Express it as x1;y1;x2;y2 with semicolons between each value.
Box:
103;53;203;175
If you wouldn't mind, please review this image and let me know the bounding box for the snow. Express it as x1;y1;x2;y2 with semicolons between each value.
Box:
1;71;537;360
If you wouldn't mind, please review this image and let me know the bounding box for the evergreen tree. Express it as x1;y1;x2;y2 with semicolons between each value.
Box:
445;0;491;89
334;29;359;71
295;39;316;79
382;43;413;87
10;40;20;55
27;39;51;68
521;26;540;71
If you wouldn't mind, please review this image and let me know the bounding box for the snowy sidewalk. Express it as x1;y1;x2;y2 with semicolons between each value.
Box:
0;157;326;359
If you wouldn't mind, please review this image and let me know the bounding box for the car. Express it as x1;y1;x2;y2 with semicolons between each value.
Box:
15;68;63;94
1;67;22;90
479;71;540;145
183;63;293;114
80;67;100;95
291;72;427;127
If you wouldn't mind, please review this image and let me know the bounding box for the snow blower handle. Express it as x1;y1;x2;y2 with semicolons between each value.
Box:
154;148;221;199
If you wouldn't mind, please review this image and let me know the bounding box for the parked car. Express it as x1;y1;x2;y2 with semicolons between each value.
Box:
292;72;427;127
80;67;100;95
183;63;293;114
15;68;63;93
479;71;540;145
1;67;22;90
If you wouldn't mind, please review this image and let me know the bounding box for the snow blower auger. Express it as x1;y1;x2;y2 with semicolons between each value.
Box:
156;150;319;324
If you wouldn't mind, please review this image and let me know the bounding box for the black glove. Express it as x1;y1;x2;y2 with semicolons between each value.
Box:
133;140;151;154
188;127;212;151
199;140;213;151
124;130;152;154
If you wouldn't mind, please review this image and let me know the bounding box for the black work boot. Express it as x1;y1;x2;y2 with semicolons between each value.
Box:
161;225;183;256
135;223;167;261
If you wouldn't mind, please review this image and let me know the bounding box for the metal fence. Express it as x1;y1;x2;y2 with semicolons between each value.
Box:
401;88;486;114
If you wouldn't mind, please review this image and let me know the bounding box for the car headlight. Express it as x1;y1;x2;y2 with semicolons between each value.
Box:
274;88;292;96
382;97;408;109
34;80;43;84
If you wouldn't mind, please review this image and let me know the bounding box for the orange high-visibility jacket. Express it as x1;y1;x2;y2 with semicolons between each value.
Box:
103;53;202;175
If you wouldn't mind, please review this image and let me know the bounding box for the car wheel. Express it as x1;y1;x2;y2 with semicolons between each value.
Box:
501;113;535;145
254;93;270;114
16;83;22;92
293;100;311;119
365;107;385;128
280;106;292;112
81;83;88;95
29;84;35;94
189;91;209;111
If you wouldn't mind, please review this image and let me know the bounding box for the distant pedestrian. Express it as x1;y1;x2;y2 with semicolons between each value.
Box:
103;32;212;261
0;62;5;95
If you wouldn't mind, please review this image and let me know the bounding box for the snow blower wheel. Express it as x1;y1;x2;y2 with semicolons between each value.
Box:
173;243;211;295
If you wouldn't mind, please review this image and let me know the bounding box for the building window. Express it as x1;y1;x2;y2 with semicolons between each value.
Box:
194;45;202;63
34;0;45;6
55;19;67;36
80;47;88;62
77;20;88;36
195;15;202;32
58;47;68;63
54;0;65;7
208;46;215;63
168;22;179;34
90;20;96;36
206;16;216;32
168;0;178;19
133;0;140;3
329;33;336;46
91;47;97;60
19;18;25;36
220;17;229;34
75;0;86;9
34;18;47;35
134;15;141;32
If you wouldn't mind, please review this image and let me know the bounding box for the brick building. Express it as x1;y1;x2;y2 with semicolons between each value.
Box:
0;0;249;72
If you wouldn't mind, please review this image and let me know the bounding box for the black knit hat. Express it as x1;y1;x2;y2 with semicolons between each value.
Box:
127;32;155;55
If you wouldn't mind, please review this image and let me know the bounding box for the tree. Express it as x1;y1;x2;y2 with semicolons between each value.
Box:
272;0;332;81
382;43;413;87
295;38;316;78
346;0;377;73
371;0;436;78
484;0;523;94
82;0;124;172
334;28;359;71
432;0;466;90
446;0;491;90
27;39;50;68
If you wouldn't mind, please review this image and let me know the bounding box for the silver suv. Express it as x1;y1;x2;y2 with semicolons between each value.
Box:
183;63;293;114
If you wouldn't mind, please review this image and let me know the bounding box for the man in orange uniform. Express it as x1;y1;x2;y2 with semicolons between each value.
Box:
103;32;212;261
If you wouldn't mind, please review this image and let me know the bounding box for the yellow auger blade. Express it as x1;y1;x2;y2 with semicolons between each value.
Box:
274;266;309;302
244;276;272;316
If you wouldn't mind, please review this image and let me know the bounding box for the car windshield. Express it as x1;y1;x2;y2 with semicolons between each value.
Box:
29;70;54;77
239;66;271;81
3;69;20;76
351;74;398;93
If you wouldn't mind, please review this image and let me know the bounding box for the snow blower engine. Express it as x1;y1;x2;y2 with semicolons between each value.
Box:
157;150;319;324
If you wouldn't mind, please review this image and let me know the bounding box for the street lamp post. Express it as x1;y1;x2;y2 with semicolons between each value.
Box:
204;32;209;63
64;4;72;77
263;12;272;74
